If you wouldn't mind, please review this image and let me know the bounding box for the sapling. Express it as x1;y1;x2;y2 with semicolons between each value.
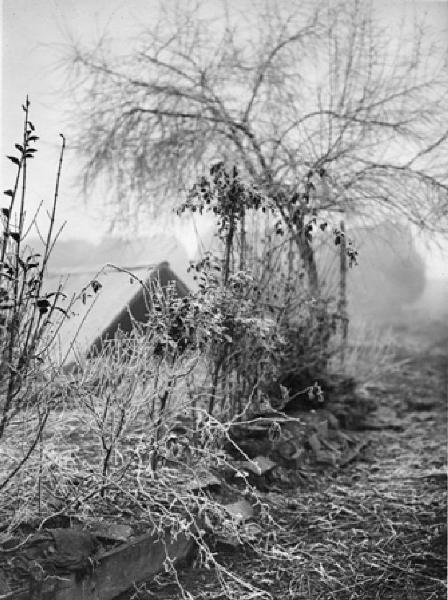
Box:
0;99;86;491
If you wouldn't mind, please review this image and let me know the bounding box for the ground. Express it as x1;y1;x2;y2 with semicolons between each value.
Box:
1;318;446;600
121;319;447;600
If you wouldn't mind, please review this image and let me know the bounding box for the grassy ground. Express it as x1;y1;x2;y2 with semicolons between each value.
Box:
1;317;445;599
125;320;447;600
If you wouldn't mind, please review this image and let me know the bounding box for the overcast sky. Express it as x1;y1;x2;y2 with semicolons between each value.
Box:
1;0;448;274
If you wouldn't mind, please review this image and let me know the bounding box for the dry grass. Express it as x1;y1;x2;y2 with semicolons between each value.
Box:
128;328;447;600
328;321;402;386
127;463;446;599
1;261;446;600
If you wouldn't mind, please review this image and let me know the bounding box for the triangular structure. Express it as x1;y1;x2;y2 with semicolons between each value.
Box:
43;235;196;367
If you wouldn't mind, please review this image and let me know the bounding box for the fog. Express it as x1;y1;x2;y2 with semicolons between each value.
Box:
3;0;448;330
29;214;447;331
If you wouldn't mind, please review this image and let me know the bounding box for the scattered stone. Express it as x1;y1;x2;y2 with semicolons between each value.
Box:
307;433;322;454
338;440;370;467
362;406;403;431
407;397;438;411
186;470;221;491
418;469;447;483
314;450;337;466
326;412;340;429
0;569;10;595
241;522;263;541
88;522;133;543
314;419;329;439
238;455;277;476
14;528;99;575
230;422;270;441
275;441;304;465
224;499;254;522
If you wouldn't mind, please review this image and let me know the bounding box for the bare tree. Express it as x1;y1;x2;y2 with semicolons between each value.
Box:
65;0;448;238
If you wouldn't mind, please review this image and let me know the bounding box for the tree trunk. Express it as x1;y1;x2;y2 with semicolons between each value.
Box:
295;226;319;297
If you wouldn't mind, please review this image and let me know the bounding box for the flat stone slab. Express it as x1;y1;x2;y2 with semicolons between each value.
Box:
3;529;194;600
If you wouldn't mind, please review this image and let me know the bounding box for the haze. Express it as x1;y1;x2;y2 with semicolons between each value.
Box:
1;0;448;279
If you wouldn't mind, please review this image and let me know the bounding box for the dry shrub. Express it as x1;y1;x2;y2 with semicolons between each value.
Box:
0;101;74;495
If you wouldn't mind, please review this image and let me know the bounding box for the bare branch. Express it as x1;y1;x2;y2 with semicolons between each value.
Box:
64;0;448;231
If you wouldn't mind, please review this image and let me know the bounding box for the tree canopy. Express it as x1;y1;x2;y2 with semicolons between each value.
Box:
66;0;448;232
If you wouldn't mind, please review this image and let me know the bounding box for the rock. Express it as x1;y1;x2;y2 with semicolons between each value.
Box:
238;455;277;476
430;525;447;556
88;522;133;543
229;422;272;441
275;439;298;461
15;528;99;575
241;522;263;540
306;433;322;453
362;406;403;431
314;450;337;466
186;470;221;492
231;456;278;490
338;440;369;467
231;438;273;460
419;470;447;483
407;397;438;411
224;499;254;522
0;569;10;595
326;411;339;429
314;419;329;439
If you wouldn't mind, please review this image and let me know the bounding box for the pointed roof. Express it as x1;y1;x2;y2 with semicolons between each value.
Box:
43;235;196;366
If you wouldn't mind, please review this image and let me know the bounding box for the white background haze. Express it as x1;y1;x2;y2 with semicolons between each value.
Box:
1;0;448;277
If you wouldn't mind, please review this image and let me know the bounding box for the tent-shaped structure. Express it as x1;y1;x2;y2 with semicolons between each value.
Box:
43;235;196;367
87;261;190;355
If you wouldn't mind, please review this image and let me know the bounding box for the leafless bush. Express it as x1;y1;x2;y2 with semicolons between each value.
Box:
0;100;70;493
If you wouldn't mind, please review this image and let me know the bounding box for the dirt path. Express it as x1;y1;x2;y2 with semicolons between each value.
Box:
123;329;447;600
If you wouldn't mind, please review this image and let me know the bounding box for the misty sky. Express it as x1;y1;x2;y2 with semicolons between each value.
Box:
1;0;448;275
